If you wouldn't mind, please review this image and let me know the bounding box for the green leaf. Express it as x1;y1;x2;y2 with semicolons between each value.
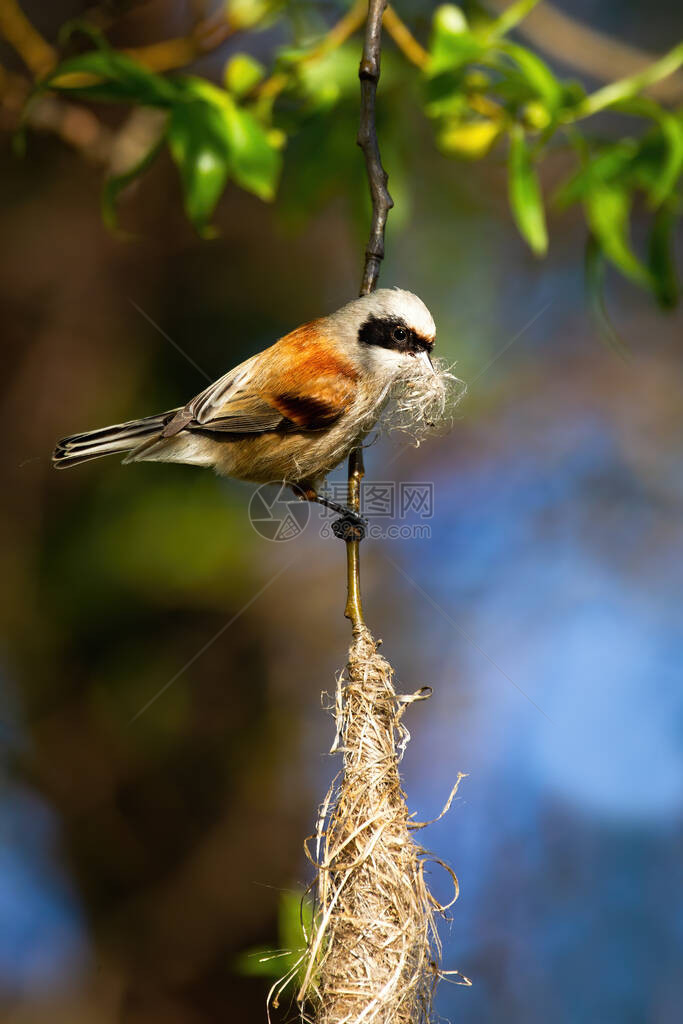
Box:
42;55;281;230
487;0;543;40
554;141;638;208
168;100;232;233
224;53;266;96
508;127;548;255
43;50;179;105
297;42;360;102
222;102;282;200
648;112;683;207
434;3;469;35
181;80;281;200
226;0;283;31
289;42;361;116
167;81;281;230
584;184;653;288
429;5;484;75
648;205;679;307
422;71;470;118
522;100;552;132
234;891;311;982
438;117;501;157
609;99;683;207
499;41;563;111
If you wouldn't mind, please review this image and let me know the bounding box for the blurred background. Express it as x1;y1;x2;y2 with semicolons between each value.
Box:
1;2;682;1022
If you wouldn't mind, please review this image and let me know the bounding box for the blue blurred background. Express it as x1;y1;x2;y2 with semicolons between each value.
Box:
1;2;682;1022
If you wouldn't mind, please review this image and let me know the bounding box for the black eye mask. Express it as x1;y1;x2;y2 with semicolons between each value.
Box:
358;315;433;354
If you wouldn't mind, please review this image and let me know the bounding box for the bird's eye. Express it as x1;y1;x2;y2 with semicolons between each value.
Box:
392;327;407;343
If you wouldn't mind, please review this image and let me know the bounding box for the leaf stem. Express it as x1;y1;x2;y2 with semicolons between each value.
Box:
383;5;428;70
570;40;683;119
486;0;544;41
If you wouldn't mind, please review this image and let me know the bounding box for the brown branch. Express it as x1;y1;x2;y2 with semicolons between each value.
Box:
0;0;57;77
488;0;683;102
78;1;231;69
358;0;393;297
121;10;236;73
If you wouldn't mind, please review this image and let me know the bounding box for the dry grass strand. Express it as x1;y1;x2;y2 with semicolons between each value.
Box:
386;358;466;446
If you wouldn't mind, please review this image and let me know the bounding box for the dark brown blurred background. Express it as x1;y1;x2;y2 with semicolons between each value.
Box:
1;3;682;1023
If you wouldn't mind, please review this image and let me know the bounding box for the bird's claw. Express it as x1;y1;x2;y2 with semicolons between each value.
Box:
332;511;367;542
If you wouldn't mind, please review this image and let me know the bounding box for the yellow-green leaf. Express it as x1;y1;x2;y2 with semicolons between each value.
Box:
224;53;266;96
648;205;678;307
167;101;231;234
44;49;179;104
225;0;283;31
584;184;652;288
508;127;548;255
221;101;281;200
500;41;563;111
438;118;501;158
429;5;483;75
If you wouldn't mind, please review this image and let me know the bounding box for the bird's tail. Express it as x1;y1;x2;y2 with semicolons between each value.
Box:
52;410;179;469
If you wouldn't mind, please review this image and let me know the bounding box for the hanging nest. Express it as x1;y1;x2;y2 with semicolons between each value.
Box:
294;626;469;1024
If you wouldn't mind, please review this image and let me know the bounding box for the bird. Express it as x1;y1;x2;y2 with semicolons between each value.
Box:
52;288;438;526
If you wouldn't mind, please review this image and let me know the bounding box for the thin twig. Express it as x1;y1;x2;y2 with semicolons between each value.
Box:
357;0;393;297
342;0;393;633
121;11;236;73
0;0;57;77
383;5;428;70
344;446;365;630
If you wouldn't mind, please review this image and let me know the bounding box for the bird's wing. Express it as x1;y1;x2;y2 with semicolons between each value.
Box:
165;322;359;436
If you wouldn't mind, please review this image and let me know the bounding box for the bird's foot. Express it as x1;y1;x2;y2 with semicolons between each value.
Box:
298;488;367;541
331;510;367;542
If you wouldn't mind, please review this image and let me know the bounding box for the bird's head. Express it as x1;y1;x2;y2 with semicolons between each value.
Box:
329;288;436;379
325;287;462;440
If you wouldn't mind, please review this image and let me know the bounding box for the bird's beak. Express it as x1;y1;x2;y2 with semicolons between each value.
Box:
416;349;436;375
